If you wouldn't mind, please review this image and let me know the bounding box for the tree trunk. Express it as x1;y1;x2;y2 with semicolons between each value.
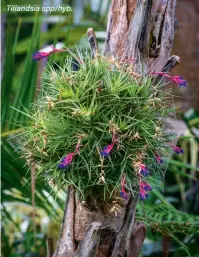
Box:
104;0;177;73
52;0;178;256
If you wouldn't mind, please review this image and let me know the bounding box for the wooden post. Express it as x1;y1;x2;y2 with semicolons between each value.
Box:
104;0;178;73
53;186;75;257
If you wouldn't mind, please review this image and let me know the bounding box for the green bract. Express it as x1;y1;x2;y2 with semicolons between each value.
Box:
20;54;175;201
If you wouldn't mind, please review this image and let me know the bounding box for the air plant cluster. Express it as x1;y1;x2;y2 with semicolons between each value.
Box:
19;47;185;204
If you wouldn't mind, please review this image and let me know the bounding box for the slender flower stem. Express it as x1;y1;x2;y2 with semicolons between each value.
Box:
151;72;187;87
32;46;83;64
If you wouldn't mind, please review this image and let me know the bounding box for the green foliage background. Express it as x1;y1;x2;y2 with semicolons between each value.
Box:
1;1;199;257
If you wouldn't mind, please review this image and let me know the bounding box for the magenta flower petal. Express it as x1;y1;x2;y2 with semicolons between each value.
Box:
139;179;152;200
155;154;163;164
100;143;115;157
171;76;187;87
139;189;149;200
139;164;150;177
57;138;82;170
32;46;64;61
58;152;74;169
151;72;187;88
171;145;184;155
143;182;152;191
32;51;53;61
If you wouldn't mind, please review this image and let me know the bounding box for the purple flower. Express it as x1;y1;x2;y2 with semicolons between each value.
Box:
155;154;163;164
58;152;74;169
32;47;66;61
32;51;52;61
171;76;187;87
171;145;184;155
57;138;82;169
139;180;152;200
143;182;152;191
151;72;187;88
139;190;149;201
139;164;150;177
100;143;115;157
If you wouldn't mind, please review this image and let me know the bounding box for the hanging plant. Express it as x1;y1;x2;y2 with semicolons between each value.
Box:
19;48;185;205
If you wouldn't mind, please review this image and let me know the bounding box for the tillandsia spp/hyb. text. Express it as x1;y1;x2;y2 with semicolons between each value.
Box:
7;5;72;13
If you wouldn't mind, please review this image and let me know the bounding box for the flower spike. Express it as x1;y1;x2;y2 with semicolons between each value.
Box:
100;143;115;157
139;191;149;200
32;51;52;61
170;145;184;155
171;76;187;87
139;179;152;201
120;174;128;200
58;152;74;169
151;72;187;87
143;181;152;191
58;138;81;169
139;163;150;177
100;134;116;158
32;46;67;61
155;154;163;164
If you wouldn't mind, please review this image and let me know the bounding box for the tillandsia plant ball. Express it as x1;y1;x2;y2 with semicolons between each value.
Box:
20;47;185;204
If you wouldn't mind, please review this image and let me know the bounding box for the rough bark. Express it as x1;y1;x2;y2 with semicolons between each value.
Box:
53;186;75;257
53;0;178;256
74;222;102;257
111;195;141;257
104;0;177;73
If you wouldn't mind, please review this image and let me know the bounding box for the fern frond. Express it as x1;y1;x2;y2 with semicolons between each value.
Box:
136;203;199;256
